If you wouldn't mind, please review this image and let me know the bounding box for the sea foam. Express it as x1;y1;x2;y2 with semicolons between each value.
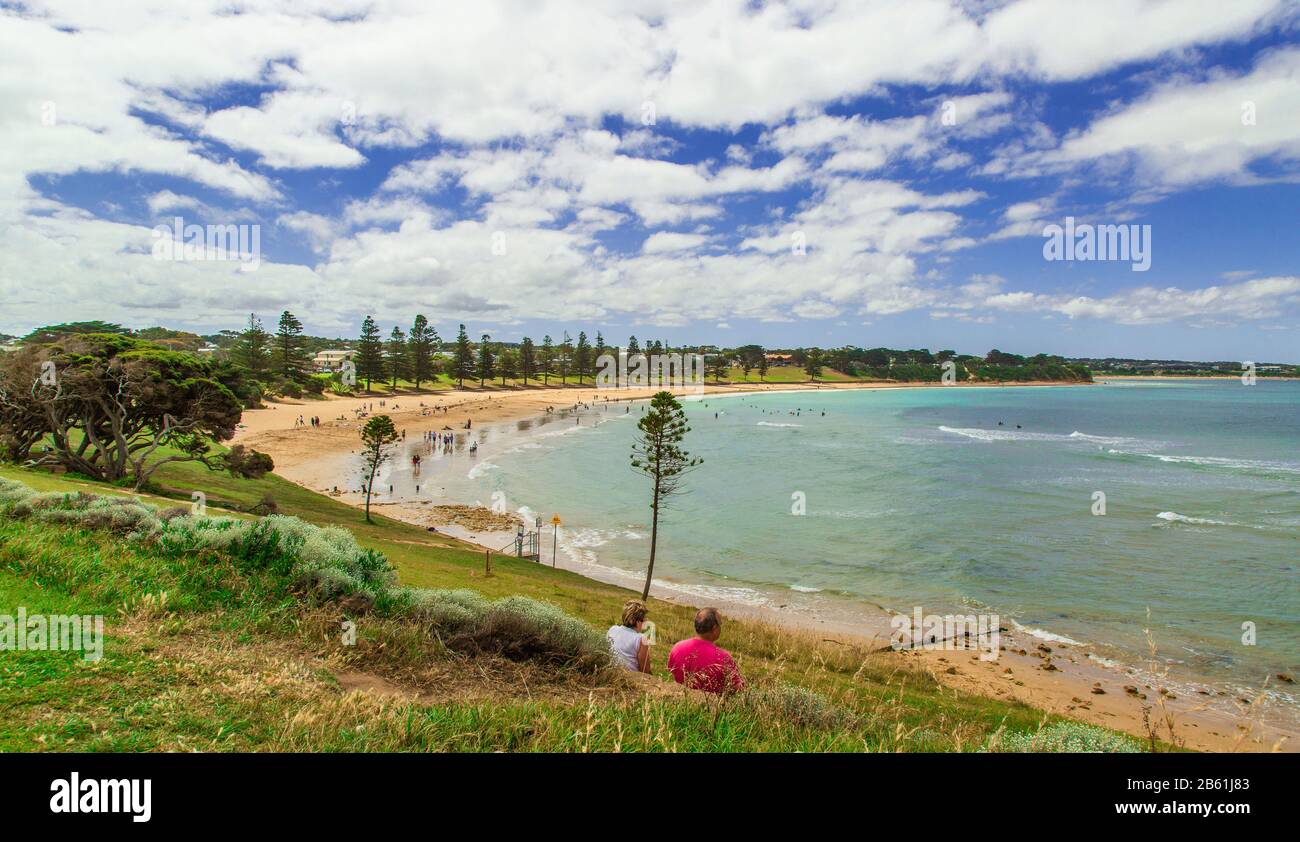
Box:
1109;450;1300;475
1009;619;1083;646
939;426;1135;445
1155;511;1235;526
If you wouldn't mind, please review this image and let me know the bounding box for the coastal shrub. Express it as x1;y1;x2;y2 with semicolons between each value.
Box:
377;587;609;670
0;478;609;671
0;484;164;538
441;594;612;671
0;479;397;605
156;515;294;575
276;380;303;399
156;513;398;599
988;722;1142;753
35;496;162;539
742;683;855;732
221;444;275;480
393;587;489;633
0;477;35;509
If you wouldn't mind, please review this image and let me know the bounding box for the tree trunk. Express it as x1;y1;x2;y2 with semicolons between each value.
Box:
364;459;378;522
642;482;660;601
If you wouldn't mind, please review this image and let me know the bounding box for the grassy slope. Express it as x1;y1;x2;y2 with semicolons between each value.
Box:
0;461;1068;752
725;365;863;384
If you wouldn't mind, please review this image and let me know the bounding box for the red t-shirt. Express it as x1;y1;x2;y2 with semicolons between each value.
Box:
667;637;745;694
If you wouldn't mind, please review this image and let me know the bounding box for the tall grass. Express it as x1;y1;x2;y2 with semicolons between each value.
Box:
0;474;1154;752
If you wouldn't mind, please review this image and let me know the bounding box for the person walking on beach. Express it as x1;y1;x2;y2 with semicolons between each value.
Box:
667;607;744;694
607;600;652;673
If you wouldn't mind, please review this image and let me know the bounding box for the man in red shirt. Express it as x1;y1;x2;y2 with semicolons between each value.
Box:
667;607;745;695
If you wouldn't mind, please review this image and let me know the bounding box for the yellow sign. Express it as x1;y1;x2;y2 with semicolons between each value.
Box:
551;515;562;526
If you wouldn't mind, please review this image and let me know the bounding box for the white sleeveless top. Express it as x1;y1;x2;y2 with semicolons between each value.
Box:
606;625;643;671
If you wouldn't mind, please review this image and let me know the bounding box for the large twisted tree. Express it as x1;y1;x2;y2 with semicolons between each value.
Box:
0;333;249;489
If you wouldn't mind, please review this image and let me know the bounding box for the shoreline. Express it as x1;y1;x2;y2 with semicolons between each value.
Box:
1096;375;1300;381
235;380;1297;752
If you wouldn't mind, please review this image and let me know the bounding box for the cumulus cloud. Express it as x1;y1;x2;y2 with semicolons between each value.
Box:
642;232;711;254
983;276;1300;324
1;0;1297;338
1002;46;1300;188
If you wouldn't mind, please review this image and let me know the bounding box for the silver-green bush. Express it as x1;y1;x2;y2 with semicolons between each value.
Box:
989;721;1143;753
0;478;394;603
743;683;855;731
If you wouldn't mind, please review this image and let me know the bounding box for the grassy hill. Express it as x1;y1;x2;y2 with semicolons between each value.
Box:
0;461;1145;753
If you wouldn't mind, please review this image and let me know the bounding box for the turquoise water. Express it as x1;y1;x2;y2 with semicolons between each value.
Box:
388;380;1299;698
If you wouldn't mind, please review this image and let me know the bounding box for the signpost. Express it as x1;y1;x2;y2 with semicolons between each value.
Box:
551;515;561;567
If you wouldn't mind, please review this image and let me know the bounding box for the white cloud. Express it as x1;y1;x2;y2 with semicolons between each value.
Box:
983;276;1300;324
988;197;1055;239
642;232;711;254
1015;47;1300;187
980;0;1285;81
1;0;1297;339
278;211;338;252
204;92;366;170
146;190;204;215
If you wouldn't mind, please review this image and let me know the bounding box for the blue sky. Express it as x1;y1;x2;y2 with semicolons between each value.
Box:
1;0;1298;360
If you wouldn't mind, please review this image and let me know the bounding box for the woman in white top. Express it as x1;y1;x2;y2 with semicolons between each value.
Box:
606;600;651;673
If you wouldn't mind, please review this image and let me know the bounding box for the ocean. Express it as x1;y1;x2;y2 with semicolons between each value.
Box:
376;379;1299;704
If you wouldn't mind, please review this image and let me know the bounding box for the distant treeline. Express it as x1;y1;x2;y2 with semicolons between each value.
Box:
759;346;1092;383
1074;357;1298;377
3;319;1096;410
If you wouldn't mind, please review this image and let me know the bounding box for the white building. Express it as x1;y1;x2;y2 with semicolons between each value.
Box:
312;349;356;372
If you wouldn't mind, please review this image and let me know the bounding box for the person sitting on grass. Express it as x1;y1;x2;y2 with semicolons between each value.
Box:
606;600;652;673
667;607;745;695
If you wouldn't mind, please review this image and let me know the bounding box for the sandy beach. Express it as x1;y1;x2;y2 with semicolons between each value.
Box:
235;380;1296;753
233;378;1082;480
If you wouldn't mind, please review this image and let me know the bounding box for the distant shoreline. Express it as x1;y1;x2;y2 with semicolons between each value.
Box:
1096;374;1300;381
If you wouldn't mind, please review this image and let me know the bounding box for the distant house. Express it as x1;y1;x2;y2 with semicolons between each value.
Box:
197;344;220;355
764;353;794;363
313;349;356;372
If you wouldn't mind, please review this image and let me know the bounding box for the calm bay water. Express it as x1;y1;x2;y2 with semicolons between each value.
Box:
384;379;1299;698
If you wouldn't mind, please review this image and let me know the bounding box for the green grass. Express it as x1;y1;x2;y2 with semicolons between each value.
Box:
0;462;1140;752
724;365;865;384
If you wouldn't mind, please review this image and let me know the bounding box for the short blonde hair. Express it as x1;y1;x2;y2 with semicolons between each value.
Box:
620;600;648;628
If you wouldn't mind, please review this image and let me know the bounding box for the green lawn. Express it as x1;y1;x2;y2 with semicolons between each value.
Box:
723;365;867;384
